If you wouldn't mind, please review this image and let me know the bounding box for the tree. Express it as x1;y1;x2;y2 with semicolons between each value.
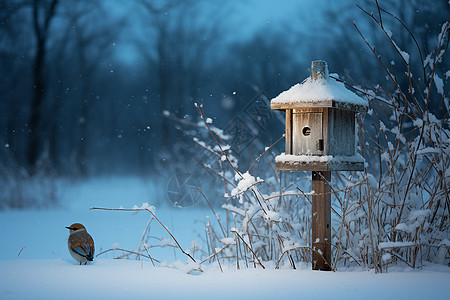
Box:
26;0;59;172
0;0;35;163
138;0;226;153
57;1;123;175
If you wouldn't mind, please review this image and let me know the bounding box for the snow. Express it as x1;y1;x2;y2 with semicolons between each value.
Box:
395;223;412;232
264;210;281;222
382;253;392;262
271;74;368;108
392;40;410;64
413;118;423;127
2;259;449;300
434;73;444;95
230;171;263;197
276;153;364;163
220;237;236;245
275;153;365;168
408;209;431;222
390;126;406;144
221;203;245;216
132;202;154;210
424;54;434;69
395;210;432;233
1;176;449;299
159;237;176;247
379;241;416;249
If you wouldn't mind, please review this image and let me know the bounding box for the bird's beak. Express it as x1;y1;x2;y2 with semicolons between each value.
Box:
65;226;71;229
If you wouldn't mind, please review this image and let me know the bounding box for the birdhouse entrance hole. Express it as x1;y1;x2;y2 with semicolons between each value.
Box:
302;127;311;136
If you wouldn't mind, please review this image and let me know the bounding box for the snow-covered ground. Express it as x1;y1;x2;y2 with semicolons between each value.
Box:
1;177;449;299
2;259;449;300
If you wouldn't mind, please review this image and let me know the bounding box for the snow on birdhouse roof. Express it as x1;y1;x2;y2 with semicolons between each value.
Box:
271;61;368;112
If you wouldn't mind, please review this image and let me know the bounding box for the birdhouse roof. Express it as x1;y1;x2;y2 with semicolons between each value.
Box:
271;74;368;112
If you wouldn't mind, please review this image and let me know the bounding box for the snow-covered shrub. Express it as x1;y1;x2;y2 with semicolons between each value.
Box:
0;152;58;209
331;4;449;271
188;103;317;270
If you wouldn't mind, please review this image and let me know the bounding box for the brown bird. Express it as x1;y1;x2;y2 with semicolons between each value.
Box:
66;223;95;265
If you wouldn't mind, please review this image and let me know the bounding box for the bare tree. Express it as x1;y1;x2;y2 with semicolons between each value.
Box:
138;0;226;152
66;2;123;175
26;0;59;172
0;0;34;162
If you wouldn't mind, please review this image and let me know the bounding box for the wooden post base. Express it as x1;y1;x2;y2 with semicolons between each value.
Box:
311;171;332;271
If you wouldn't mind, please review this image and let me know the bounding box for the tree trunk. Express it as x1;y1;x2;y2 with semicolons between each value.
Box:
26;0;59;172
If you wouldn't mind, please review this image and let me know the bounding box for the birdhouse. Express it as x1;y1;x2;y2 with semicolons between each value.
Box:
271;61;368;171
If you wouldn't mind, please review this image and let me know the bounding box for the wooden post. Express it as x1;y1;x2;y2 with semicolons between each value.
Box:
285;109;292;154
311;171;331;271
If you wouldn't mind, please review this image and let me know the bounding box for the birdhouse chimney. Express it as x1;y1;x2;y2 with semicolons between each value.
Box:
311;61;328;81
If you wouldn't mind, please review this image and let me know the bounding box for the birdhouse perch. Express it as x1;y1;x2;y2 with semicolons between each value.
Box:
271;60;368;171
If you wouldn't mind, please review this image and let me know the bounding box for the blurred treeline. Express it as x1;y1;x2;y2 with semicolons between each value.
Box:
0;0;448;177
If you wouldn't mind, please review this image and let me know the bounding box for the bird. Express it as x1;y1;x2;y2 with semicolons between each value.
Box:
66;223;95;265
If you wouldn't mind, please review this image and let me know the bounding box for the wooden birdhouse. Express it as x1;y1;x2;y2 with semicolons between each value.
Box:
271;61;368;171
